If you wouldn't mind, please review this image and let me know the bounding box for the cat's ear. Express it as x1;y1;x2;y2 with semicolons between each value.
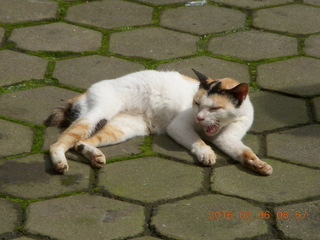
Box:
192;69;211;90
228;83;249;107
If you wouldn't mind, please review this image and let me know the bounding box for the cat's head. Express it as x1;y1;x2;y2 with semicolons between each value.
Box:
192;69;249;136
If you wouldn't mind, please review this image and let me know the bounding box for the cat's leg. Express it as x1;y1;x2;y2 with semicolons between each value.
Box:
212;123;273;175
167;109;216;165
74;113;149;167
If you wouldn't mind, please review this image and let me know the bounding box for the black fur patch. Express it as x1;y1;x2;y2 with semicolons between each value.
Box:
91;119;108;136
76;144;85;153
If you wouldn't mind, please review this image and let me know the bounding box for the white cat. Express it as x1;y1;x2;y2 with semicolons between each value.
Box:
45;70;273;175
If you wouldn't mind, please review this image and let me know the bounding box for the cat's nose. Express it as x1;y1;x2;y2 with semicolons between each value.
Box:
196;116;205;122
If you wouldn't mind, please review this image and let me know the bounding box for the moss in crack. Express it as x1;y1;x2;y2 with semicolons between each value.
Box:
31;125;45;153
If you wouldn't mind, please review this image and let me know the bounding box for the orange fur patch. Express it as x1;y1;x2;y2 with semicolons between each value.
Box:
181;74;198;83
210;94;230;109
219;78;239;90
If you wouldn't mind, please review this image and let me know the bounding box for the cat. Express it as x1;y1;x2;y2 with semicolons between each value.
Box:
45;69;273;176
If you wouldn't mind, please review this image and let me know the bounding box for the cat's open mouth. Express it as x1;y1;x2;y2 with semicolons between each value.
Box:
204;123;220;135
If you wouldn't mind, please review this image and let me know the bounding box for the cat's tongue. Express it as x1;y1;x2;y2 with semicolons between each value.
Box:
205;124;219;135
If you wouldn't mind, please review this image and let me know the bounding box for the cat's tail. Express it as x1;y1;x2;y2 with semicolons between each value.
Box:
44;95;82;128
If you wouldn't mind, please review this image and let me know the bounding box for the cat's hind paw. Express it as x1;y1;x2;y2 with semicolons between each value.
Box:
54;160;69;174
75;142;106;168
91;152;106;168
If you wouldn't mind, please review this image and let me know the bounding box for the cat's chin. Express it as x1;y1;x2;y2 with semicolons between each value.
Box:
204;124;220;136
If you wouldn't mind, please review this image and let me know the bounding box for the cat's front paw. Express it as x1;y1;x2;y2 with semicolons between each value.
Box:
192;141;216;166
242;149;273;176
91;150;106;168
54;160;69;174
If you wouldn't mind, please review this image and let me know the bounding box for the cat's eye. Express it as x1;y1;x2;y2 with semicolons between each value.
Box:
209;106;221;112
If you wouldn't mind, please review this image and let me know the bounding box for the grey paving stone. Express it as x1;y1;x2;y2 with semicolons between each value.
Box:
99;157;203;203
53;55;145;89
12;237;35;240
0;154;91;199
253;4;320;34
152;135;231;167
25;194;144;240
275;200;320;240
242;133;261;156
160;5;246;35
152;195;269;240
9;23;102;52
0;50;48;86
66;0;153;29
43;127;144;161
267;125;320;168
305;35;320;58
157;56;250;83
109;27;198;60
314;97;320;122
132;0;187;4
257;57;320;96
0;86;78;125
0;27;5;42
250;91;308;132
212;159;320;203
0;0;58;24
304;0;320;6
0;199;20;235
0;119;33;158
208;30;298;61
133;237;162;240
212;0;293;8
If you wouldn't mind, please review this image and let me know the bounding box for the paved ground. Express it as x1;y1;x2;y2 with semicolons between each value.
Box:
0;0;319;240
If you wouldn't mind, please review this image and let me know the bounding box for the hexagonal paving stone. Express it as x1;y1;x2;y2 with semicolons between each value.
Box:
208;30;298;61
43;127;144;161
212;159;320;203
9;23;102;52
0;119;33;158
213;0;293;8
109;27;198;60
314;97;320;122
0;154;91;199
0;199;20;235
152;195;269;240
53;55;145;89
0;86;78;125
275;200;320;239
0;0;58;24
305;35;320;58
253;4;320;34
249;91;308;132
25;194;144;240
152;135;231;167
160;5;246;35
66;0;153;29
267;125;320;168
257;57;320;96
99;157;203;203
0;50;48;86
157;56;250;83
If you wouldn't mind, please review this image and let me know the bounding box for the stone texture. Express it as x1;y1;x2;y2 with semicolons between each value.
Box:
152;195;269;240
0;86;78;125
157;56;250;83
66;0;153;29
109;28;198;60
152;135;231;167
267;125;320;168
0;50;48;86
253;4;320;34
0;0;58;24
0;199;20;235
0;27;5;42
132;237;162;240
9;23;102;52
304;0;320;6
212;159;320;203
53;55;145;89
160;5;246;34
314;97;320;122
99;157;204;203
250;91;308;132
25;194;144;240
133;0;187;4
257;57;320;96
0;154;91;199
208;30;298;61
43;127;144;161
0;119;33;158
275;200;320;240
213;0;293;8
305;35;320;58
